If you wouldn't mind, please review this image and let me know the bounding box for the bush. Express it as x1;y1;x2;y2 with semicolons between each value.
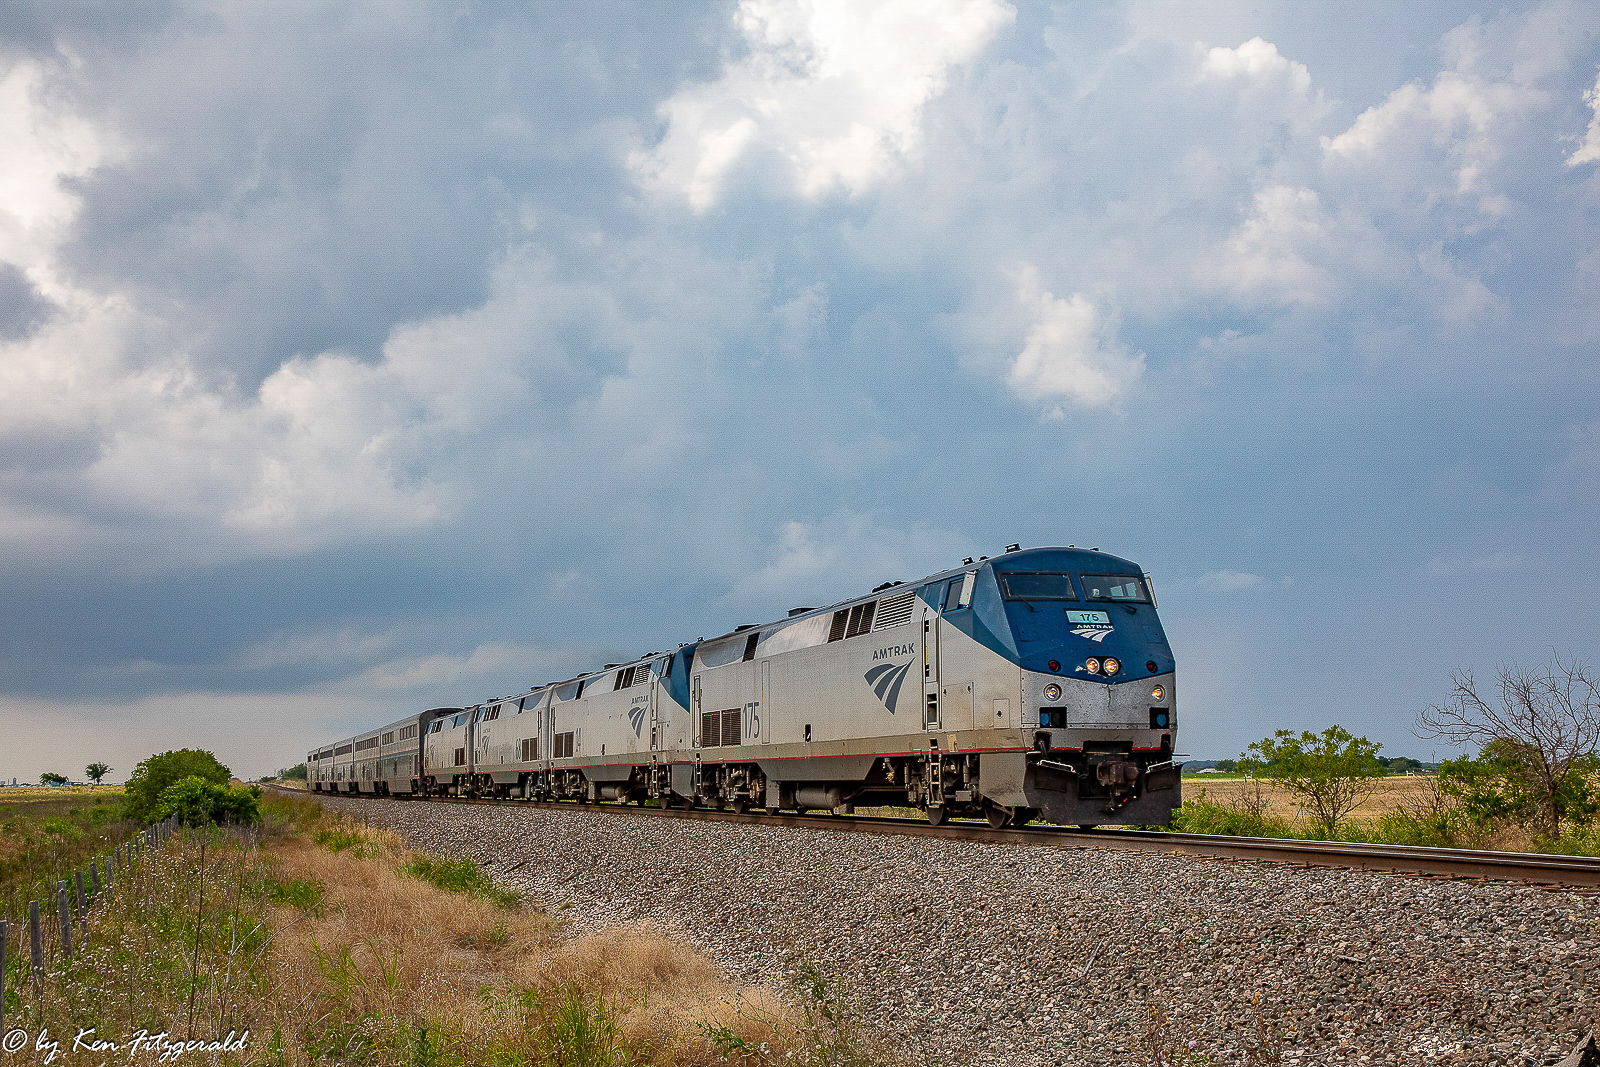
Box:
125;748;232;822
155;775;262;827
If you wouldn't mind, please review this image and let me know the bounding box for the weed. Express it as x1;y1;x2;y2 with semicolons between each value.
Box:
407;854;520;908
267;877;324;910
314;825;369;854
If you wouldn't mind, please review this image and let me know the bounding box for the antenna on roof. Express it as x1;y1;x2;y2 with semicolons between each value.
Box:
962;557;974;565
1005;543;1020;552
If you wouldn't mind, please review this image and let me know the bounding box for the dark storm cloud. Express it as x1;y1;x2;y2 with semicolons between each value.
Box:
1;0;1598;782
0;262;51;339
38;2;725;388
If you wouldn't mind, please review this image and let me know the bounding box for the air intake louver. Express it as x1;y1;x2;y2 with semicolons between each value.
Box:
871;590;917;630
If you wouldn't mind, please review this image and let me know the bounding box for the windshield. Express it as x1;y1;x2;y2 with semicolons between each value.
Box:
998;572;1078;600
1080;574;1151;602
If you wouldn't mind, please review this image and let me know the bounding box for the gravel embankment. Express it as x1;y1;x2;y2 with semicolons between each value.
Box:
313;795;1598;1067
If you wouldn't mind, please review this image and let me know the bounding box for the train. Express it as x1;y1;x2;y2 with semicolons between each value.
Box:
307;545;1181;828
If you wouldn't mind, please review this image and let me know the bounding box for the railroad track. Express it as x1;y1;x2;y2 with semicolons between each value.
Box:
278;786;1600;889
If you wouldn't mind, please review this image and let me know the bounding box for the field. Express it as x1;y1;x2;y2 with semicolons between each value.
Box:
1181;773;1440;821
0;788;137;912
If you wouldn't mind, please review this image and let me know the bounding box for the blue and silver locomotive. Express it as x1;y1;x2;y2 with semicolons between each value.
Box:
308;546;1180;827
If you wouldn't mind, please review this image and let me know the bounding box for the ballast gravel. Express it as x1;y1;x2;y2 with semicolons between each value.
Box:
313;795;1599;1067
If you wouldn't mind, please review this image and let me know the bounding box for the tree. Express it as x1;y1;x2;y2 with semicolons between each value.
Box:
1418;654;1600;839
85;762;112;786
1240;725;1387;838
156;776;262;827
280;763;308;781
40;771;69;786
124;749;232;822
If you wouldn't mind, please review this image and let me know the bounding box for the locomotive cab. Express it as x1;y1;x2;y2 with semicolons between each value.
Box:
984;550;1180;825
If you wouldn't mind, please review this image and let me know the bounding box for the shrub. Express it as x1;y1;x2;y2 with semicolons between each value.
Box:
124;748;232;822
156;775;263;827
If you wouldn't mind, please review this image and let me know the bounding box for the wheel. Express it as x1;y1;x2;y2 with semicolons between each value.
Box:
1076;823;1099;830
985;804;1011;830
927;805;947;827
1010;807;1040;828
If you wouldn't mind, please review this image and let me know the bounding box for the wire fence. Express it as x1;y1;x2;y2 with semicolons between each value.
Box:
0;813;178;1033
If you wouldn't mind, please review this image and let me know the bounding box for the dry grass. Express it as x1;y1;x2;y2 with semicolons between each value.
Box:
262;811;875;1064
7;792;898;1066
1185;775;1438;821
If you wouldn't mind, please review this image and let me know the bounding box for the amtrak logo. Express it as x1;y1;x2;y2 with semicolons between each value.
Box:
1066;610;1114;643
628;705;646;737
864;660;915;713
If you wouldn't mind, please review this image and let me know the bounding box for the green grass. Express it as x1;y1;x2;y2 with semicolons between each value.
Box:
407;855;521;909
267;877;325;910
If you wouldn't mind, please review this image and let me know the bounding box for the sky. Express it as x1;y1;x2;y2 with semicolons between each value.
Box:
2;0;1598;781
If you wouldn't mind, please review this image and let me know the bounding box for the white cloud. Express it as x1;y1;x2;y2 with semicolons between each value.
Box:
1211;186;1331;306
0;58;122;287
633;0;1014;210
1321;60;1545;216
1195;570;1266;593
1006;266;1143;413
1199;37;1311;95
1570;69;1600;165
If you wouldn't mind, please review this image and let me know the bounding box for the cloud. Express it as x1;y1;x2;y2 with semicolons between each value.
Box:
1199;37;1311;95
1571;69;1600;165
633;0;1014;210
727;515;968;606
1195;570;1266;593
1006;265;1143;413
1210;186;1333;306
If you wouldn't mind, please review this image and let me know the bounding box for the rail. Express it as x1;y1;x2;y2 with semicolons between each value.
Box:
280;786;1600;889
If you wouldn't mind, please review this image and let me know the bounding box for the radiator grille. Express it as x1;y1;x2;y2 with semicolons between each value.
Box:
872;590;917;630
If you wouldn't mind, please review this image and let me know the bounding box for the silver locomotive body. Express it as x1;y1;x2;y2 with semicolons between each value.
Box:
309;547;1179;826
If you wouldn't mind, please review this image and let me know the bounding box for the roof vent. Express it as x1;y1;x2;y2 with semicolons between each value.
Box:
603;663;620;670
735;623;757;632
788;607;814;616
1005;543;1020;552
962;557;974;565
872;581;894;592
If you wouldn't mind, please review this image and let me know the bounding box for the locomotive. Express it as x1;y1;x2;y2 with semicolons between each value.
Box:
308;546;1181;827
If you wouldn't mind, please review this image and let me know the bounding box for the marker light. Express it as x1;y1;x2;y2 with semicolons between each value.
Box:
1044;683;1062;701
1047;659;1061;672
1146;660;1158;673
1085;658;1101;674
1151;685;1165;701
1103;657;1121;676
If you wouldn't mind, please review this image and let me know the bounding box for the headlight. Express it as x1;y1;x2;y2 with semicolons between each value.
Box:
1103;657;1120;675
1085;657;1100;674
1044;683;1062;701
1151;684;1164;701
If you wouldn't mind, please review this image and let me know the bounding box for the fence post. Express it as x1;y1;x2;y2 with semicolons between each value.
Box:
75;870;86;921
29;899;41;982
57;881;71;958
106;855;113;888
1;919;8;1035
